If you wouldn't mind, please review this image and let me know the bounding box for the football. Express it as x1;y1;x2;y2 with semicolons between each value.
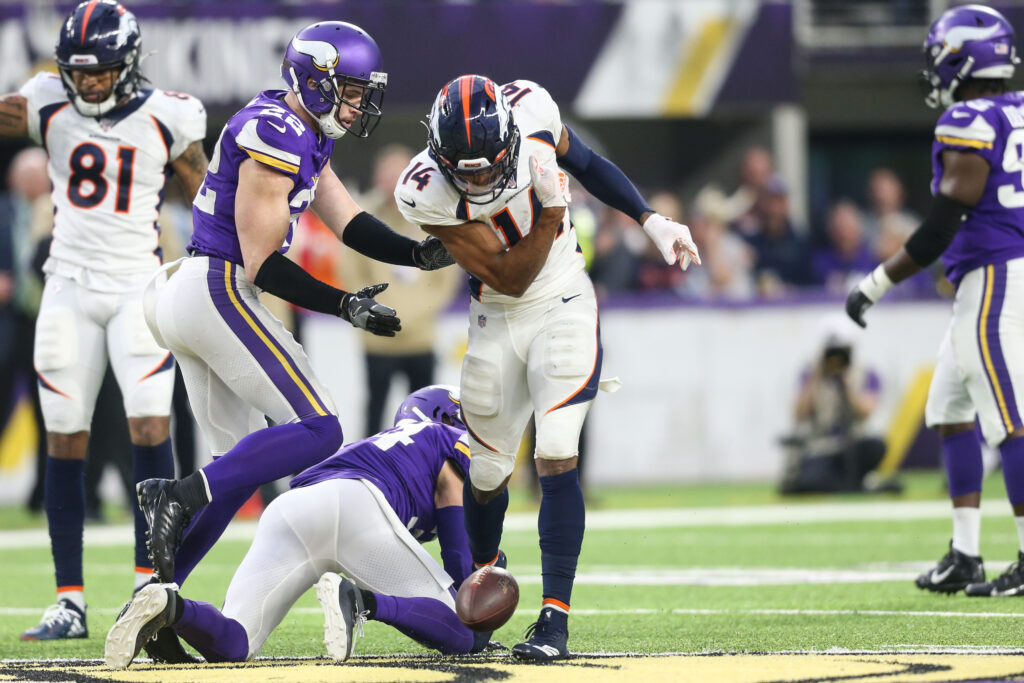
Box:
455;565;519;632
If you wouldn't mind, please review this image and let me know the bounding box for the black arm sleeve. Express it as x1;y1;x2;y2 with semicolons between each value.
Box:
253;251;345;315
557;125;652;222
340;211;418;267
903;193;971;268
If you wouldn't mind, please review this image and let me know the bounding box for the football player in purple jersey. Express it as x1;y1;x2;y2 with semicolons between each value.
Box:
105;386;499;669
846;4;1024;596
130;21;455;659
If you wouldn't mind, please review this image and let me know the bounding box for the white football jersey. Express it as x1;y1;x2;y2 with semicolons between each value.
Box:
395;80;585;305
20;72;206;292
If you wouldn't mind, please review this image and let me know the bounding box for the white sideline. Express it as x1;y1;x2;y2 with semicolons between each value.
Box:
0;499;1012;549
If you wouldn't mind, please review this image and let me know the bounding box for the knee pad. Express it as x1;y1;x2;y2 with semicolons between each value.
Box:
468;448;515;492
460;340;502;418
34;308;77;372
535;402;589;460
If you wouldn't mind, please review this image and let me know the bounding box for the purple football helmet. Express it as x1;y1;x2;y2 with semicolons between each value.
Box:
394;385;464;429
922;4;1019;108
427;75;520;204
55;0;142;117
281;21;387;139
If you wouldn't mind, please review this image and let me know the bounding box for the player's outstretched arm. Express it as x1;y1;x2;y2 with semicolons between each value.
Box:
0;94;28;139
434;461;473;587
170;141;210;203
312;165;454;270
846;149;986;327
236;159;400;335
423;157;566;297
555;124;699;269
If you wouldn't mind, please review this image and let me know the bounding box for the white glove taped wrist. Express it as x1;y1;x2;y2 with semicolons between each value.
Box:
857;263;894;302
642;213;702;271
529;155;570;208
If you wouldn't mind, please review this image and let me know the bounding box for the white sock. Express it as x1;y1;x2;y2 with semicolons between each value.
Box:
134;569;155;591
952;506;982;557
1014;516;1024;555
57;590;85;612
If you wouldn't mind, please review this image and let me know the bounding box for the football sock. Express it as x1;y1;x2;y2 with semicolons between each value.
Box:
435;505;473;586
131;439;175;569
463;477;508;567
999;437;1024;506
952;506;981;557
538;467;584;608
201;415;342;500
133;568;154;592
942;430;983;499
172;486;255;586
57;589;85;613
370;594;476;655
46;456;85;604
174;598;249;663
1015;516;1024;554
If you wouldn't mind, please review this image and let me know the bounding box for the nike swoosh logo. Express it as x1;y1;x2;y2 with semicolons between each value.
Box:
266;120;287;134
561;294;581;303
931;565;956;584
400;197;416;208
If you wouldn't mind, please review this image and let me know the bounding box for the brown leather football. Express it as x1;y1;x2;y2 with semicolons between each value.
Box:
455;565;519;632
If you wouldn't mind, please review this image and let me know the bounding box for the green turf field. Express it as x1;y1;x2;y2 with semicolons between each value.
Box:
2;471;1023;679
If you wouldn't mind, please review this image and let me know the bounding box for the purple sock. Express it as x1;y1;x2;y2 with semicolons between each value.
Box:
174;598;249;662
202;415;341;498
372;594;476;655
539;467;585;606
1000;437;1024;505
943;430;983;499
172;486;255;586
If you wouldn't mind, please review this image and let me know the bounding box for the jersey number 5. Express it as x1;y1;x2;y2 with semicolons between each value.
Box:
68;142;135;213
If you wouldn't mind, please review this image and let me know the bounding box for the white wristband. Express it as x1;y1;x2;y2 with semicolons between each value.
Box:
858;264;894;302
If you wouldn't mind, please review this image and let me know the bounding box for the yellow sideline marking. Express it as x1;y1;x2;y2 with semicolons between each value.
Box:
0;398;37;471
9;654;1024;683
878;367;933;475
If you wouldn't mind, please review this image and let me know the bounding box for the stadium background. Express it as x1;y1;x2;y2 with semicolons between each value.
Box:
0;0;1004;494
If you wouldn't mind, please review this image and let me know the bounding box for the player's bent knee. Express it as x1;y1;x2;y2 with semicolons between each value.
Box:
535;403;588;460
469;450;515;493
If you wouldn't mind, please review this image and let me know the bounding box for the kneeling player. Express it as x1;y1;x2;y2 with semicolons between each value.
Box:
105;386;494;668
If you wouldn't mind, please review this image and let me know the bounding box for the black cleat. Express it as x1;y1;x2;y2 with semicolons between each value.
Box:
915;541;984;594
966;551;1024;597
511;607;570;662
143;627;201;664
105;583;179;670
137;479;194;584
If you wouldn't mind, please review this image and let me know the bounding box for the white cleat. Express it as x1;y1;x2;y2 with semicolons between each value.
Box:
316;572;366;662
104;583;179;670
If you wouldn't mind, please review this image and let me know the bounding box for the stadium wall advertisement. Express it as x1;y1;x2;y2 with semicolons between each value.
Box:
0;0;797;117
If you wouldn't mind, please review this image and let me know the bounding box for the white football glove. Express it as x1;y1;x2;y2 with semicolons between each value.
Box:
529;155;570;208
642;213;702;271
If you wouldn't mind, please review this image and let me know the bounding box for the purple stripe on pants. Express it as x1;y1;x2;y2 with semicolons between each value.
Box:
980;264;1021;432
204;258;328;419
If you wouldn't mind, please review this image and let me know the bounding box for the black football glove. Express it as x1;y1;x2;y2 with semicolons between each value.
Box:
845;286;873;328
340;283;401;337
411;236;456;271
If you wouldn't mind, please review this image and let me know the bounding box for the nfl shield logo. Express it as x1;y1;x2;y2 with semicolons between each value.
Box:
477;314;487;328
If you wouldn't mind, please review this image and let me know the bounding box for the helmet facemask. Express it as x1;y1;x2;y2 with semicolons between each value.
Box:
287;65;386;139
58;55;139;117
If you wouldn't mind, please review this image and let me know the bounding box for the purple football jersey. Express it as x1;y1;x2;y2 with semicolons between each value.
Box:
188;90;334;264
290;421;470;543
932;91;1024;285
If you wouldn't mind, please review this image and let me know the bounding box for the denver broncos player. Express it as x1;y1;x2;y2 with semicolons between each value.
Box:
0;0;208;641
105;386;498;669
846;4;1024;597
396;75;700;660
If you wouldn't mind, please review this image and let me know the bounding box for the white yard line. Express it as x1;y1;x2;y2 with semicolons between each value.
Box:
0;499;1011;549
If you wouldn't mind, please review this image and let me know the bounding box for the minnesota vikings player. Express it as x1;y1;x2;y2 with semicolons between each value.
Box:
134;20;454;653
847;5;1024;597
0;0;209;640
396;75;700;660
105;386;499;668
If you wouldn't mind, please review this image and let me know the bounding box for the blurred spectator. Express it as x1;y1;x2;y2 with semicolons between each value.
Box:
812;200;875;295
633;191;688;294
685;186;755;300
0;147;51;511
724;146;775;234
343;144;460;438
590;206;645;296
779;315;898;495
863;168;921;241
874;212;944;300
741;176;814;297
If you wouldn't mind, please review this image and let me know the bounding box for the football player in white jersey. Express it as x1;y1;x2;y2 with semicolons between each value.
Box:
396;74;700;660
0;0;208;641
